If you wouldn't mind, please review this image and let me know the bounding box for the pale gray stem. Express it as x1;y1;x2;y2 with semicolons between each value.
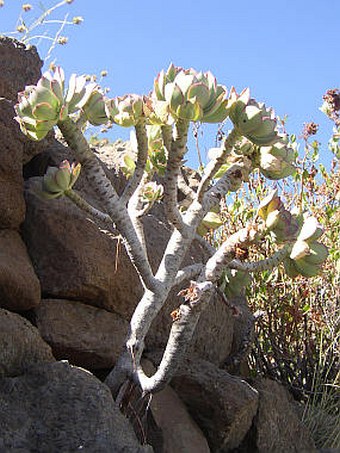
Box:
122;121;148;205
106;142;254;395
163;120;189;229
64;188;114;228
128;172;150;255
174;263;204;286
228;245;292;273
178;169;196;207
58;117;157;291
203;162;250;211
205;226;260;282
136;289;213;394
196;129;240;201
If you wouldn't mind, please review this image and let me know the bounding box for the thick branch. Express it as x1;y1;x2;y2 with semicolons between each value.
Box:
205;225;260;282
174;263;204;286
203;160;253;212
136;286;213;394
177;169;196;208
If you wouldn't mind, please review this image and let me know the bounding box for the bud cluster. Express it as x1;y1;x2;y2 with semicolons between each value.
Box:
258;190;299;243
41;160;81;199
284;216;328;278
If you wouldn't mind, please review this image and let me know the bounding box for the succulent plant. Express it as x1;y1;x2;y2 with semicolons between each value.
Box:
259;141;296;180
81;89;107;126
228;87;279;146
271;209;300;243
223;268;251;299
151;63;229;123
41;160;81;199
106;94;144;127
65;73;93;113
15;67;108;140
258;189;284;221
15;67;67;140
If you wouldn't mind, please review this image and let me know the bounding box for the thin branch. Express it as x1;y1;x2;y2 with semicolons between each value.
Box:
57;117;157;292
228;245;292;273
64;188;114;228
163;120;189;230
29;0;69;31
44;13;69;62
196;128;240;202
174;263;204;286
24;35;55;42
122;120;149;205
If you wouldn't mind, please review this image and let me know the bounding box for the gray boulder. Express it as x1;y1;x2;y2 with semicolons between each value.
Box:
0;230;41;311
0;361;152;452
0;308;54;378
253;378;317;452
35;298;129;369
171;356;259;452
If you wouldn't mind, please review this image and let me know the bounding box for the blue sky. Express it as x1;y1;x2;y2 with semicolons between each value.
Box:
1;0;339;166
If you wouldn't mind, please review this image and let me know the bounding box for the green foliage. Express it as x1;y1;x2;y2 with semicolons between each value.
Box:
204;116;339;446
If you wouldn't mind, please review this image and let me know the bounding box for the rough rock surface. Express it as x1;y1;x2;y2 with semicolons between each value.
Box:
34;298;129;369
0;38;53;230
0;98;27;229
253;378;317;453
171;356;259;452
0;229;41;311
0;37;42;102
0;308;54;378
0;361;152;452
143;359;211;453
23;183;142;315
